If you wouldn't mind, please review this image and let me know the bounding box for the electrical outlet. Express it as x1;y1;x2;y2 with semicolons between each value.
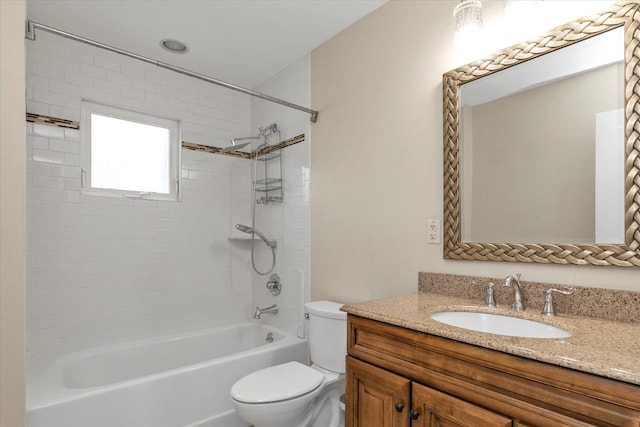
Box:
427;219;441;244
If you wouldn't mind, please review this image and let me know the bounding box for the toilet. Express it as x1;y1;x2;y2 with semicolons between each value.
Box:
231;301;347;427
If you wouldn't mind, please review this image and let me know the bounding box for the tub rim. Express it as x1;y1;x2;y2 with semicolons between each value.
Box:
27;322;307;411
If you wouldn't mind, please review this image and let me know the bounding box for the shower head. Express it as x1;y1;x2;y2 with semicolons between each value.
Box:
235;224;253;233
222;124;278;153
235;224;277;249
221;138;253;153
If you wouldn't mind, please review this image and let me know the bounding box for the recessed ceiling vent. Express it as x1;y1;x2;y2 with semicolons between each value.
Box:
160;39;188;54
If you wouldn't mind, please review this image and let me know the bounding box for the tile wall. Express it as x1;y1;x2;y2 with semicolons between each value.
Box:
25;30;310;357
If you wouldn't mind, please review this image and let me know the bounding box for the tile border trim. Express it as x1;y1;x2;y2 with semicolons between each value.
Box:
26;112;80;129
26;112;305;159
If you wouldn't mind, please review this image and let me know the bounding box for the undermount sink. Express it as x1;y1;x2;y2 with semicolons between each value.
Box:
429;311;571;339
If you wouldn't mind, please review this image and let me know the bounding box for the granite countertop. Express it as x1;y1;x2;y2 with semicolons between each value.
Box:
342;292;640;386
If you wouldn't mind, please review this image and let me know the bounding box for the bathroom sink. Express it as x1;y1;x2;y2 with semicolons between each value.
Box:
429;311;571;339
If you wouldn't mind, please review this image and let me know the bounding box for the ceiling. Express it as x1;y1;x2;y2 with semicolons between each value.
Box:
27;0;387;89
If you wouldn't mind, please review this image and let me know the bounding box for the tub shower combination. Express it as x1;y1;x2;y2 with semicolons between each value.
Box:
27;123;299;425
27;323;308;427
26;21;311;427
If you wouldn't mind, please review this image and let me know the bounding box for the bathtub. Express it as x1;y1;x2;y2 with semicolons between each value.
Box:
27;323;309;427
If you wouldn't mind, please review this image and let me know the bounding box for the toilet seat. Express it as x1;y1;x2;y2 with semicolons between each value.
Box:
231;361;325;404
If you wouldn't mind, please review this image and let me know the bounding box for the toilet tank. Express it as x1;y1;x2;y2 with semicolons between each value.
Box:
305;301;347;373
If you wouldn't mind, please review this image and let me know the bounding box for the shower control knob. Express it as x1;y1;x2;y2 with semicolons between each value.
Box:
394;402;404;412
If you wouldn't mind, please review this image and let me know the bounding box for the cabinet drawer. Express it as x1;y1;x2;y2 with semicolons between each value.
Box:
348;315;640;427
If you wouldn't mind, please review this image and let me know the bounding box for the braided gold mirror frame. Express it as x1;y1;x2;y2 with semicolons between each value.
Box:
443;2;640;267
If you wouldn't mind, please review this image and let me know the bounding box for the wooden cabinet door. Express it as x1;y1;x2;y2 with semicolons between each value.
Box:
411;382;512;427
346;356;411;427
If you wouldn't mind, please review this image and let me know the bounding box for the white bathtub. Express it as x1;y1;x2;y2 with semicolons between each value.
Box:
27;323;309;427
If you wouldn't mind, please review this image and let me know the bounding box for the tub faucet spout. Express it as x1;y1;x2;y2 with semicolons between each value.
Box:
254;304;278;319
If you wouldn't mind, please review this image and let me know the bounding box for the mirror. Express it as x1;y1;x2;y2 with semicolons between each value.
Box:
461;27;625;244
443;2;640;266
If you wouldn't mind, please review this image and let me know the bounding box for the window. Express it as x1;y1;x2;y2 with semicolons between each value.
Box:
80;102;180;201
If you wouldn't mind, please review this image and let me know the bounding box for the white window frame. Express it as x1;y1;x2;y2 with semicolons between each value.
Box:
80;101;181;201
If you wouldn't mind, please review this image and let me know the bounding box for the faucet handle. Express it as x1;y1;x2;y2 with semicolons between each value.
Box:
472;280;497;307
542;288;575;316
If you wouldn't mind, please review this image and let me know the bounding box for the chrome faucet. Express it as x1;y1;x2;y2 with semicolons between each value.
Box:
472;279;497;307
503;274;525;311
254;304;278;319
541;288;575;316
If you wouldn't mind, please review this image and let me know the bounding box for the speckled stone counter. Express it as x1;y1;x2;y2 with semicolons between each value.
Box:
343;291;640;385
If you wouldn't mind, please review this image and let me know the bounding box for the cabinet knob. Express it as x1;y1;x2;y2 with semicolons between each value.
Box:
394;402;404;412
410;409;420;420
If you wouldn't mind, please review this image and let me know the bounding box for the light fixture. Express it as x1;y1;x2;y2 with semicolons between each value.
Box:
453;0;483;40
160;39;188;54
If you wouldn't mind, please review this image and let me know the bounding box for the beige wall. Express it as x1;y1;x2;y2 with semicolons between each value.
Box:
310;0;640;303
0;0;26;426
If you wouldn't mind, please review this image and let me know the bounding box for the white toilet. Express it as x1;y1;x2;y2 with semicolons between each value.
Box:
231;301;347;427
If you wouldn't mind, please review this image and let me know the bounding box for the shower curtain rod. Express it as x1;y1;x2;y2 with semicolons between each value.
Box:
25;20;319;123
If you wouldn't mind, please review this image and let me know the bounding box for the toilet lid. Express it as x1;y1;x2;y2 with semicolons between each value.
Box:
231;361;324;404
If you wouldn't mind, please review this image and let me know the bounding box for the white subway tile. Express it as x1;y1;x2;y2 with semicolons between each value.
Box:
49;105;80;122
144;91;168;107
49;139;80;154
107;71;132;86
121;85;145;101
32;150;66;165
64;153;80;166
179;90;198;103
27;74;50;91
48;164;64;177
28;226;66;241
94;55;120;72
94;78;121;95
64;178;81;191
66;191;81;203
64;129;80;142
32;88;71;108
50;80;81;97
27;162;50;176
155;84;177;99
81;87;108;104
145;68;168;85
80;62;107;80
51;56;81;73
32;175;65;190
132;76;156;92
29;61;65;81
48;190;68;203
65;70;94;88
26;100;50;116
27;188;50;202
64;45;94;64
120;62;146;78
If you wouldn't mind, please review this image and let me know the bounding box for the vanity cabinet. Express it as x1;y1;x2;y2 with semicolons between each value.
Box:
347;356;410;426
345;315;640;427
348;357;512;427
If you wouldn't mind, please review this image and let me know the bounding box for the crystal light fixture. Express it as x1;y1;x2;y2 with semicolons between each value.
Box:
453;0;483;40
